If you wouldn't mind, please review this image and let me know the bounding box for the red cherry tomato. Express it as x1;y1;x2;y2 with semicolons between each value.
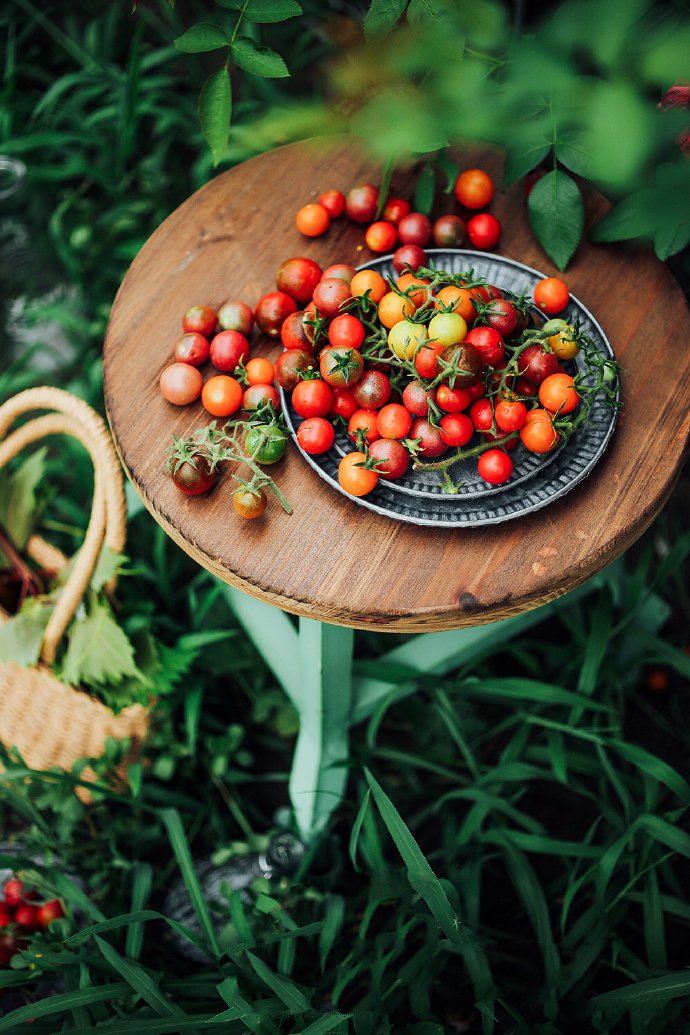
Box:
454;168;494;209
518;344;560;386
409;418;447;458
352;369;392;409
3;880;24;907
439;413;474;447
295;203;330;237
170;454;216;496
477;448;513;485
464;326;505;368
495;399;527;432
468;382;486;402
483;429;518;451
322;263;356;284
398;212;432;247
469;398;494;432
369;437;410;479
348;408;381;446
437;384;471;413
432;214;466;247
382;197;411;224
182;305;217;337
534;277;569;315
297;417;335;454
14;904;40;931
318;189;346;218
312;278;352;318
276;257;322;304
467;213;501;249
37;900;65;928
160;363;203;406
210;330;250;371
393;244;428;274
292;378;333;418
174;332;210;367
345;183;379;222
281;310;316;351
376;403;412;440
243;384;279;410
275;349;314;391
328;314;365;350
255;291;298;337
365;220;398;253
414;340;446;379
402;380;436;417
218;300;254;336
329;386;359;420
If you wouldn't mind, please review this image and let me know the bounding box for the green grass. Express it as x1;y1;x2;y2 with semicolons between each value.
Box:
1;2;690;1032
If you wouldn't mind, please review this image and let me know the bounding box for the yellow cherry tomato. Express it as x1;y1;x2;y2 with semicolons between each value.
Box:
427;311;468;348
547;323;579;360
388;319;428;360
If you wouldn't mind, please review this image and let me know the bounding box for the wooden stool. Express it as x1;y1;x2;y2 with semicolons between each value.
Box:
104;138;690;842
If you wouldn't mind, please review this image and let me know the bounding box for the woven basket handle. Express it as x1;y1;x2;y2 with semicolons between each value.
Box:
0;388;126;664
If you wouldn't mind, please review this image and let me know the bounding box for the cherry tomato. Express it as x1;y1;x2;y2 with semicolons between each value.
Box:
233;488;267;519
410;418;447;458
432;214;466;247
348;408;381;445
468;381;486;402
534;277;569;314
495;399;527;431
338;451;379;496
453;168;494;209
276;257;322;304
0;907;12;927
329;386;359;420
482;298;518;337
469;398;494;432
218;300;254;336
396;273;431;307
388;318;427;360
351;268;387;303
281;310;316;351
483;429;518;451
382;197;411;224
245;357;275;385
3;880;24;906
398;212;432;247
427;311;468;347
376;402;412;440
393;244;428;274
478;448;513;485
312;277;352;318
170;454;216;495
464;325;505;368
37;901;65;928
345;184;379;223
174;332;210;367
292;378;333;418
243;384;279;410
434;285;476;323
518;344;560;385
378;291;416;328
369;437;410;479
318;189;345;218
210;330;250;371
275;349;314;390
255;291;298;337
365;221;398;253
414;340;446;378
160;363;203;406
440;413;473;446
538;373;579;415
202;375;243;417
437;384;471;413
352;369;392;409
402;380;437;417
320;346;364;387
182;305;217;337
322;263;356;284
295;202;330;237
467;213;501;249
515;376;538;398
328;314;365;349
520;408;561;453
440;342;483;388
297;416;335;455
547;323;579;360
245;424;287;464
14;905;39;931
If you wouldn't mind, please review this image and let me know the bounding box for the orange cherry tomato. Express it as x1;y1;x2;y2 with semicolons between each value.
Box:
338;452;379;496
378;291;416;329
245;357;275;385
453;168;494;209
520;409;561;453
395;273;431;308
295;203;330;237
538;373;579;415
202;375;243;417
534;277;569;315
350;269;388;304
433;285;476;323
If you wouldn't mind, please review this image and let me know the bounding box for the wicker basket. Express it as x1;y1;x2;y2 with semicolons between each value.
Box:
0;387;149;792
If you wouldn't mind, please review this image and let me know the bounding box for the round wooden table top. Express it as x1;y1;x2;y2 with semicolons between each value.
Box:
103;137;690;633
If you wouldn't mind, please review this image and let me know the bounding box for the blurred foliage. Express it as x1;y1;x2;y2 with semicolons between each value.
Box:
1;1;690;1031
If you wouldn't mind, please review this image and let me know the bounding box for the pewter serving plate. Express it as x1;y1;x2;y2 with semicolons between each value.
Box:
280;249;618;528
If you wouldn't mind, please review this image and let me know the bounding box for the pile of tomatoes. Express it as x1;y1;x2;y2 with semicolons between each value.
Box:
267;251;588;494
0;877;64;965
294;167;502;261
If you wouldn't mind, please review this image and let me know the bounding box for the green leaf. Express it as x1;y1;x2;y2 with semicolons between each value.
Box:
58;598;141;689
319;895;344;971
349;788;371;872
95;936;186;1019
364;0;408;37
654;219;690;261
0;597;52;667
216;0;302;21
555;133;592;179
0;446;47;556
528;169;584;271
246;951;311;1012
231;37;289;77
592;970;690;1013
590;189;656;243
414;163;436;215
365;768;462;946
174;23;229;53
90;544;127;592
0;983;130;1028
162;808;221;957
503;140;550;188
198;67;231;167
436;150;459;193
407;0;451;27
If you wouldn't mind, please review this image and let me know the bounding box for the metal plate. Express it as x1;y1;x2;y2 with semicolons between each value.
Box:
280;249;618;528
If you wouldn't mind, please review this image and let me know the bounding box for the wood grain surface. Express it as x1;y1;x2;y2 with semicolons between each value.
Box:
103;137;690;633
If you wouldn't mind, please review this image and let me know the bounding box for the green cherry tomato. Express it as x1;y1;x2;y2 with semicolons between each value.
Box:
245;425;288;465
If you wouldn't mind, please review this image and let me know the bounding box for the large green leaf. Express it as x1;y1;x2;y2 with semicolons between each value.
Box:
0;597;52;667
95;936;186;1019
364;0;408;37
198;67;231;167
58;599;140;689
231;37;289;77
414;163;436;214
174;23;229;53
215;0;302;21
504;140;550;188
528;169;583;270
